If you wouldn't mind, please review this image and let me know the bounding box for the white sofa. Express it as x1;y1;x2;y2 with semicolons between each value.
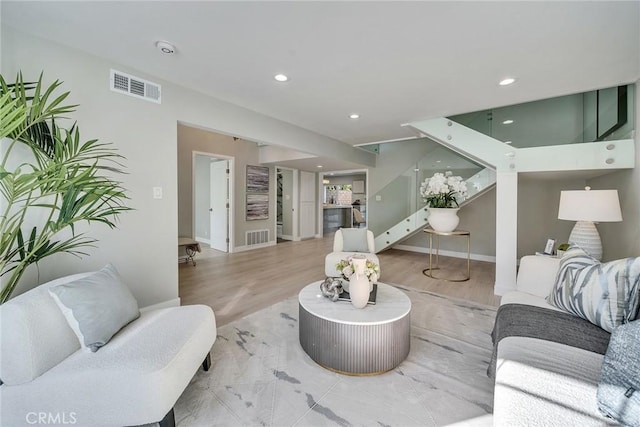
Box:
0;272;217;427
493;255;617;426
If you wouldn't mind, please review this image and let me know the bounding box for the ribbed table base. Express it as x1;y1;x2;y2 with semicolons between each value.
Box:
299;304;411;375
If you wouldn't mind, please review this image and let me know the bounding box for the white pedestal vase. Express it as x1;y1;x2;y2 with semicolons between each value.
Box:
349;258;370;309
428;207;460;233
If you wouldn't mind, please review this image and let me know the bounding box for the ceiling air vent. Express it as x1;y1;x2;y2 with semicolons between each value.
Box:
109;69;161;104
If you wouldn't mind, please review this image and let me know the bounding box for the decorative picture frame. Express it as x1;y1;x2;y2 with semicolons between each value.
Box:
246;194;269;221
543;238;556;255
246;165;269;193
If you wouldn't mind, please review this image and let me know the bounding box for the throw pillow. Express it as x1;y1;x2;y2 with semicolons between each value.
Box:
340;228;369;252
48;264;140;352
546;246;640;332
597;320;640;426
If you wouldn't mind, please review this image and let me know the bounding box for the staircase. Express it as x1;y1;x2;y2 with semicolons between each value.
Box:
405;110;634;295
374;167;496;252
407;117;635;173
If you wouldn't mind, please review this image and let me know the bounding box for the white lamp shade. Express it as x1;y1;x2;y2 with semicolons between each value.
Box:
558;189;622;222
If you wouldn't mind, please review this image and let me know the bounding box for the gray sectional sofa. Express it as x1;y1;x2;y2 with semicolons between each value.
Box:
492;254;636;426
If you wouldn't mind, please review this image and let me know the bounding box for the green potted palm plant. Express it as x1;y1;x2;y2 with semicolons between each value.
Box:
0;72;131;303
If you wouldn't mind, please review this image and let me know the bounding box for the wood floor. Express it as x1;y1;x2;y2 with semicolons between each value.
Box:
179;234;500;326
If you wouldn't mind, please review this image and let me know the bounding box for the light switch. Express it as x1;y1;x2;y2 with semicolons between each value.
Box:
153;187;163;199
375;195;382;201
285;194;290;200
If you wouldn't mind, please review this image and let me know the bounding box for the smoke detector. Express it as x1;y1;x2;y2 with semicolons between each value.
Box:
156;41;176;55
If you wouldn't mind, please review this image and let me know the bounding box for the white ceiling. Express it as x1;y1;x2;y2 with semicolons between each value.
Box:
2;1;639;171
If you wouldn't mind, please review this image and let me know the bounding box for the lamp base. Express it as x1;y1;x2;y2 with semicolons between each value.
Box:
568;221;602;261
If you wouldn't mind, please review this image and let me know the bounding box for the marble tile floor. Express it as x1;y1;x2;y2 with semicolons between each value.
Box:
174;284;497;427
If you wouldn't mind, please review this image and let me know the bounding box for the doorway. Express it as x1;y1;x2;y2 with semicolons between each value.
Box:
276;167;298;242
318;169;368;236
193;152;233;252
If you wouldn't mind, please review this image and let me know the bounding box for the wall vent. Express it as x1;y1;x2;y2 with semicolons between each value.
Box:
110;69;161;104
246;229;269;246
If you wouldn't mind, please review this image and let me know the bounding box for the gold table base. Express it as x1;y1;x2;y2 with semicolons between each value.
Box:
422;228;470;282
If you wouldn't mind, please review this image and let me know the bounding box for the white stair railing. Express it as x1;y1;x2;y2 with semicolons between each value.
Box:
406;118;635;173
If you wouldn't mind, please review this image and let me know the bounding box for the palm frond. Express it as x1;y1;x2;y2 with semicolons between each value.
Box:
0;71;132;304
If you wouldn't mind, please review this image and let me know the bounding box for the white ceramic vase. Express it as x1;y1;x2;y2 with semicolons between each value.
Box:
349;257;370;309
428;207;460;232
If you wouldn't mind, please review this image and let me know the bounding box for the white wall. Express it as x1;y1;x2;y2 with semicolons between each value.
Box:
1;27;364;305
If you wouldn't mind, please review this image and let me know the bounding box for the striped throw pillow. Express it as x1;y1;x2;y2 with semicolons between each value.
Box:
546;246;640;332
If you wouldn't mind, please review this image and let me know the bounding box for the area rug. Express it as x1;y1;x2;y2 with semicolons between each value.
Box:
174;284;497;426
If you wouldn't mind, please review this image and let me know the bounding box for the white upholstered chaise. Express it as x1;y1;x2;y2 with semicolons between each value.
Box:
0;272;216;427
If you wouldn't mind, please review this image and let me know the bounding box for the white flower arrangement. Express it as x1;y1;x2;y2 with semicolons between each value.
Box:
335;256;379;283
420;171;469;208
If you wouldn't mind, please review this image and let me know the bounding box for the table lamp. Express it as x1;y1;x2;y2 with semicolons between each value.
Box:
557;187;622;260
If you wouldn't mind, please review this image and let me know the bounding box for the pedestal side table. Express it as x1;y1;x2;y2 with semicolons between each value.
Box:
422;228;471;282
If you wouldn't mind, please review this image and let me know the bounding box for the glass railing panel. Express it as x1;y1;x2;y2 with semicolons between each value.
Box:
368;144;484;235
449;83;635;148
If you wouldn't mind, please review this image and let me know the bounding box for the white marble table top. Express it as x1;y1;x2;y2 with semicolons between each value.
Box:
298;281;411;326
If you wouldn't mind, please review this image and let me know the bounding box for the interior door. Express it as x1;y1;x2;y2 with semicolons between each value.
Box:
210;160;229;252
299;171;316;239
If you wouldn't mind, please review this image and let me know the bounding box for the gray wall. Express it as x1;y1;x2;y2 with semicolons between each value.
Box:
401;188;497;257
3;27;326;305
454;88;636;147
491;94;585;146
194;155;211;240
368;138;440;194
588;79;640;260
517;176;587;258
368;139;440;234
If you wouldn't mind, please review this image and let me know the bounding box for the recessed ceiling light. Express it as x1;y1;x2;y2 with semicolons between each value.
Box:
436;160;442;163
156;41;176;55
446;165;451;169
349;114;360;119
499;77;516;86
317;165;323;168
504;140;513;144
502;119;514;125
274;74;288;82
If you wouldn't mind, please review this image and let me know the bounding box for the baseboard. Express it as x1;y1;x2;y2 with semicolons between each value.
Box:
195;236;210;245
280;234;294;241
140;297;181;313
234;241;277;253
392;244;496;263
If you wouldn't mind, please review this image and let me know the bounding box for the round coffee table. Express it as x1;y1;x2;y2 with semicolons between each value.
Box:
298;281;411;375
